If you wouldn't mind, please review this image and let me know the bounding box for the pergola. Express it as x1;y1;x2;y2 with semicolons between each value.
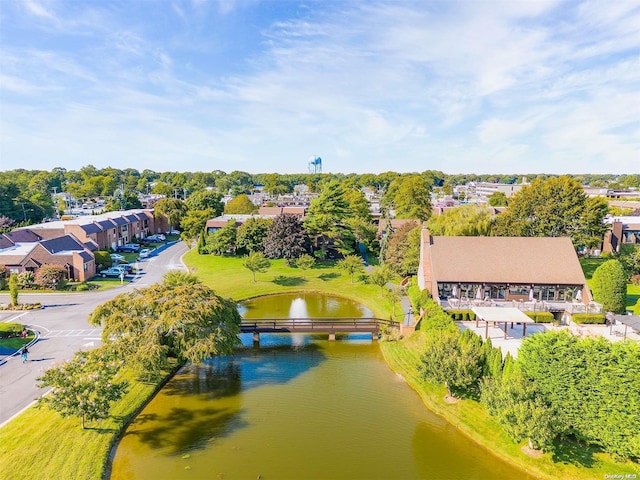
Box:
472;307;535;340
612;314;640;341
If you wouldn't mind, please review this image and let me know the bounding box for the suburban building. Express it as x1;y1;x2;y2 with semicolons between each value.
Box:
602;216;640;253
11;209;163;251
205;207;306;234
417;230;595;317
0;232;96;281
474;182;525;198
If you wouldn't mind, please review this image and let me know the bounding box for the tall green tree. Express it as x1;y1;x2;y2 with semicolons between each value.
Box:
591;259;627;313
243;252;271;282
304;180;355;255
153;198;188;231
491;176;607;247
224;194;257;214
382;221;421;275
237;217;272;253
185;190;224;216
37;348;128;429
369;265;393;296
294;254;316;279
516;331;640;459
382;175;432;221
9;273;19;307
89;272;241;377
481;374;555;451
180;209;215;245
204;219;237;255
488;191;508;207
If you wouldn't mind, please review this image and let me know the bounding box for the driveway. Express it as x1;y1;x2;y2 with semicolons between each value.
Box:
0;241;189;427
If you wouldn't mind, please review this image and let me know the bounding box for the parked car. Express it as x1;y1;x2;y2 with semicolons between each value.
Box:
116;243;140;252
166;229;180;236
142;234;163;243
138;248;152;259
110;253;125;263
100;267;128;278
113;263;133;274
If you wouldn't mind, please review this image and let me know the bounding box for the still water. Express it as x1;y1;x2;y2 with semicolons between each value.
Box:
111;293;534;480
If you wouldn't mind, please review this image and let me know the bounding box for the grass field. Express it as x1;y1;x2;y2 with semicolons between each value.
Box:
184;250;401;320
0;363;178;480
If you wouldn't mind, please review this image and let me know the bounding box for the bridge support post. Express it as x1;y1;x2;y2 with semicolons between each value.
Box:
328;332;336;341
371;332;378;341
253;332;260;346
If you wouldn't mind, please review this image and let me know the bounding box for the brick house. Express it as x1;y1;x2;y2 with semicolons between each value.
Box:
0;233;96;281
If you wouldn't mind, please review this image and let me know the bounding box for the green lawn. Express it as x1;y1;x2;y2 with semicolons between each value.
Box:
0;334;35;351
0;363;178;480
184;250;401;320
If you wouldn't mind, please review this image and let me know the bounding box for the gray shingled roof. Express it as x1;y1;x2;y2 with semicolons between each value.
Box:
81;223;104;234
6;229;42;243
40;235;84;254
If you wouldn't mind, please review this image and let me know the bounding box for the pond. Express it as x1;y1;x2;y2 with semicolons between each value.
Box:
110;293;534;479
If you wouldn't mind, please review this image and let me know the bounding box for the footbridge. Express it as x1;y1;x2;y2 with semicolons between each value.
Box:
240;317;399;343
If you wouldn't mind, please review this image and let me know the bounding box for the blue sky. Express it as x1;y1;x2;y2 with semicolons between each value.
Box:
1;0;638;175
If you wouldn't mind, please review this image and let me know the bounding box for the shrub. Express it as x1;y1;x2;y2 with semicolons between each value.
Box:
0;322;23;338
34;264;67;290
572;313;606;324
17;271;34;288
525;312;555;323
76;282;90;291
447;309;476;321
592;260;627;314
94;250;113;269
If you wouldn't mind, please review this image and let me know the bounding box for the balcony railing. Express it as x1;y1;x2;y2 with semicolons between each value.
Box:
440;298;602;314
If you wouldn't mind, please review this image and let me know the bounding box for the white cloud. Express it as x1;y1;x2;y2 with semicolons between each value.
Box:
0;0;638;174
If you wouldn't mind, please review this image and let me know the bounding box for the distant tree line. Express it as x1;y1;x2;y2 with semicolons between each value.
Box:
2;165;637;227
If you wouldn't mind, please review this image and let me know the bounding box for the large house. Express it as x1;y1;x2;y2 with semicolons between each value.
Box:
0;231;96;281
417;230;595;317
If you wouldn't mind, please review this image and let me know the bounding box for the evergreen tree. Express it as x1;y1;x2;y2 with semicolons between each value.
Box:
304;180;355;255
592;259;627;314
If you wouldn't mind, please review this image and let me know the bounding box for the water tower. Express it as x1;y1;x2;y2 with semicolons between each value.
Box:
308;156;322;173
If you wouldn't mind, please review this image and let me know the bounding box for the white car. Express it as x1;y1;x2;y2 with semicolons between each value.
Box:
110;253;125;262
138;248;152;259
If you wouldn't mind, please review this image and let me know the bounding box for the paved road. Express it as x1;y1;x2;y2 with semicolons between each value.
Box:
0;241;189;427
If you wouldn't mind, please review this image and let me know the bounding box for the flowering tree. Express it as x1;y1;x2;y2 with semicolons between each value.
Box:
34;264;67;290
37;348;128;429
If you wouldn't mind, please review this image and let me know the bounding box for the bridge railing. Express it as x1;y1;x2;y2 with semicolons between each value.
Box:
240;317;399;332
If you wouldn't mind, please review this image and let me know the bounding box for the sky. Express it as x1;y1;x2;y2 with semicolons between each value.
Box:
0;0;639;175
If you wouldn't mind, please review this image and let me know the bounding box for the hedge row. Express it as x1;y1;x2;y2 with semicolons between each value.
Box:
572;313;606;324
447;309;476;321
524;312;555;323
